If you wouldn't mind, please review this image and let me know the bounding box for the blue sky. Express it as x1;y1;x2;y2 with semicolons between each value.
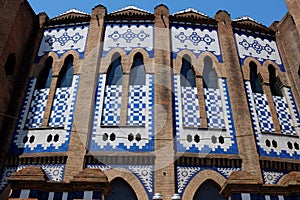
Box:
27;0;287;26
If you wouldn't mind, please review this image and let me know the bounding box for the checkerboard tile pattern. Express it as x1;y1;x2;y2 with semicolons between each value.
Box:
48;88;71;127
285;87;300;127
181;87;200;128
273;96;295;135
127;85;147;126
252;93;275;133
25;89;49;128
204;88;225;129
101;85;122;126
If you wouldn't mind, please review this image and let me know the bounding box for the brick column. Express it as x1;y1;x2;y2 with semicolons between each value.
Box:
153;4;175;199
120;73;130;126
215;11;262;181
196;76;208;128
63;5;107;182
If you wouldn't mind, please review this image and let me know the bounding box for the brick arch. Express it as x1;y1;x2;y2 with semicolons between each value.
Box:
242;57;264;81
100;48;127;74
127;48;153;73
104;168;149;200
277;173;289;185
198;52;224;78
31;53;59;77
173;50;198;75
263;60;289;86
59;50;81;74
182;170;226;200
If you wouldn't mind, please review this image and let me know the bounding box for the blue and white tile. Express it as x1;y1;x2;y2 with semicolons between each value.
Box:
103;24;154;57
176;166;201;194
37;24;89;60
175;76;237;154
217;168;241;178
90;74;154;152
273;95;295;135
171;26;222;62
234;33;284;71
181;86;200;128
25;89;49;128
263;170;285;184
283;87;300;133
127;85;147;126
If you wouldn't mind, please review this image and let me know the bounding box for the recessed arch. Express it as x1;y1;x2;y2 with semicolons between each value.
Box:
104;168;149;200
249;61;263;93
268;64;283;97
36;56;53;89
106;178;138;200
57;54;74;88
129;53;146;85
180;54;196;87
174;50;198;75
193;180;225;200
101;48;127;73
203;56;218;89
106;53;123;85
182;170;226;200
198;52;222;77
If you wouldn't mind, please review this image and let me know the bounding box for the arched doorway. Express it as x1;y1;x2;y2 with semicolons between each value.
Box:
106;178;138;200
193;180;225;200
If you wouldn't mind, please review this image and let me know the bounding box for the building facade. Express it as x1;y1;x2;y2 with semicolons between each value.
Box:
0;0;300;199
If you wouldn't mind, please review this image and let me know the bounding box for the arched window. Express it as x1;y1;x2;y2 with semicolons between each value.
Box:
106;178;138;200
129;53;146;85
180;55;196;87
193;180;225;200
4;53;16;76
203;56;218;89
57;55;74;88
249;62;263;93
106;54;123;85
36;57;53;89
269;65;282;96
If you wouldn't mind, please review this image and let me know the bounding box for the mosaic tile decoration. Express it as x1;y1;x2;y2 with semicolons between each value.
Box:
262;170;285;184
181;87;201;128
87;164;154;200
102;24;154;58
171;26;222;62
127;85;147;126
284;87;300;133
37;24;89;61
25;89;49;128
174;75;238;154
101;85;122;126
0;164;65;193
204;88;225;129
10;75;80;154
234;32;285;72
245;81;300;159
10;190;102;200
90;74;154;152
230;193;294;200
175;166;241;196
252;92;275;133
273;96;296;135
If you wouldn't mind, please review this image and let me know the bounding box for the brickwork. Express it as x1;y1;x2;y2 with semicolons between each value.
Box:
1;1;300;200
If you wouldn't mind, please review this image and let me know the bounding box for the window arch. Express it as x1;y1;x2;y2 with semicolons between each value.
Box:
36;57;53;89
57;55;74;88
203;56;218;89
180;55;196;87
107;53;123;85
249;61;263;93
193;180;225;200
106;178;138;200
269;65;283;97
4;53;16;76
129;53;146;85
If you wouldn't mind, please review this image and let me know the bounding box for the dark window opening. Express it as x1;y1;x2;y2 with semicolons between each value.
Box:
129;53;146;85
57;55;74;88
249;62;263;93
269;65;283;96
106;178;138;200
36;57;53;89
106;53;123;85
193;180;225;200
203;56;218;89
4;53;16;76
180;55;196;87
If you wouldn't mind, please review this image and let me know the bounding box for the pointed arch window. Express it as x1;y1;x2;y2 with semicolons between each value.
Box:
180;56;196;87
101;53;123;126
249;62;263;93
36;57;53;89
127;53;147;126
4;53;16;76
57;55;74;88
269;65;283;97
203;56;218;89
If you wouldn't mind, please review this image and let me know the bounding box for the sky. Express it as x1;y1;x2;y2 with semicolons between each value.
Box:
27;0;287;27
